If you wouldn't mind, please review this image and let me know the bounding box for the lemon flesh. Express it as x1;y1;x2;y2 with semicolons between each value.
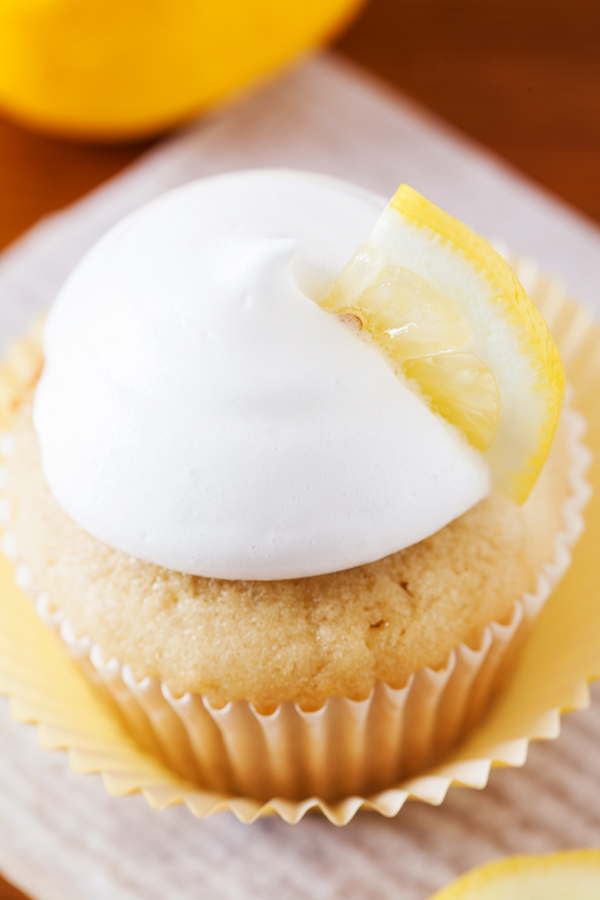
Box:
430;849;600;899
322;185;565;502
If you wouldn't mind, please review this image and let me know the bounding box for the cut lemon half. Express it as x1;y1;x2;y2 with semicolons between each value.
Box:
429;849;600;899
322;185;565;503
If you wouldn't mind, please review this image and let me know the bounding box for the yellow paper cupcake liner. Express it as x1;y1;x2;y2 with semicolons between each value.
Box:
0;256;599;824
8;403;584;806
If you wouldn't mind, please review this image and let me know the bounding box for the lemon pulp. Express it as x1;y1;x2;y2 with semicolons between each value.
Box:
327;263;501;451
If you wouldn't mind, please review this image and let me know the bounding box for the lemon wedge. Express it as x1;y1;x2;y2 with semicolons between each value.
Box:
322;185;565;503
429;849;600;899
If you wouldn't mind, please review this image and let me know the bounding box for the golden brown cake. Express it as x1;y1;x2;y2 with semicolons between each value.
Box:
1;172;585;805
7;396;570;712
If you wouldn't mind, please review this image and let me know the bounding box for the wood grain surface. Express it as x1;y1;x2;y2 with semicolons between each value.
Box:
338;0;600;225
0;0;598;258
0;1;598;897
0;881;25;900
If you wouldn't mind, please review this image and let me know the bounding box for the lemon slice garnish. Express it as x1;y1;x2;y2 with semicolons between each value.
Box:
322;185;565;503
429;849;600;899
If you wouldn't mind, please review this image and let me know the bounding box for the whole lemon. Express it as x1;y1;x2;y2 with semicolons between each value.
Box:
0;0;365;140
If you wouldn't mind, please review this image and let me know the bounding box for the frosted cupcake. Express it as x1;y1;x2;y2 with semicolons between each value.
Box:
2;170;587;802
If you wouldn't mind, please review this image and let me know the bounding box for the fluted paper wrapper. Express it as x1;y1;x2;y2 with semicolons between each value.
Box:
29;487;586;804
0;258;598;824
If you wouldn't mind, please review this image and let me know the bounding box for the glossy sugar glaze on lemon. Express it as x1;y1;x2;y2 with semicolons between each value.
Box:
326;262;501;451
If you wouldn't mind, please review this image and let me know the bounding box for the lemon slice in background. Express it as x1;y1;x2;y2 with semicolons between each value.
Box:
429;850;600;899
322;185;565;503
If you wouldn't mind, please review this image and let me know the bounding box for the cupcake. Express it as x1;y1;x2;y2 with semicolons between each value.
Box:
0;170;587;803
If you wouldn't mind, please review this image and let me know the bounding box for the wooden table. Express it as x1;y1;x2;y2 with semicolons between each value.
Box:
0;0;598;259
0;0;598;896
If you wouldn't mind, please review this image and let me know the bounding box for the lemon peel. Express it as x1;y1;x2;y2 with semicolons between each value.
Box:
429;849;600;899
0;0;365;140
322;185;565;503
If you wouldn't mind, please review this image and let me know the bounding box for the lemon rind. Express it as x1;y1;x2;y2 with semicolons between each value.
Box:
429;848;600;898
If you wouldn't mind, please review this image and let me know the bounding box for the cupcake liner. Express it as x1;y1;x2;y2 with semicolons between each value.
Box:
0;256;598;822
10;401;584;804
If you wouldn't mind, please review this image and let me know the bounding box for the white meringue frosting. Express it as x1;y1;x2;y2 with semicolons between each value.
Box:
34;169;490;580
